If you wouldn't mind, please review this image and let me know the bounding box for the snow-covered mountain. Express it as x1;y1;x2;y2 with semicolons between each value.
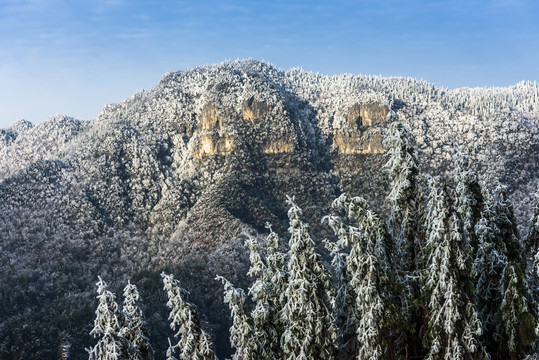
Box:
0;60;537;358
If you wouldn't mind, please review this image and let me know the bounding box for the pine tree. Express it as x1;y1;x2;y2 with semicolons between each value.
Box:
526;191;539;338
491;185;522;264
245;226;286;359
382;115;424;358
217;275;265;360
423;181;485;360
87;277;137;360
499;263;536;359
453;149;484;254
161;273;216;360
329;193;396;359
323;238;357;359
382;115;422;270
280;196;336;360
529;192;539;276
473;189;507;354
121;281;153;360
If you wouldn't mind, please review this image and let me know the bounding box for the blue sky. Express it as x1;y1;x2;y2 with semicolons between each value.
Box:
1;0;538;127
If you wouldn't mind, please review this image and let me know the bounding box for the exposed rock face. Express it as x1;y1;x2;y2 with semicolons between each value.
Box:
345;103;388;127
242;96;271;124
0;60;537;359
333;102;389;155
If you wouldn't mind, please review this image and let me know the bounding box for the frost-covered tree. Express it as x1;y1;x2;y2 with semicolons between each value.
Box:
525;191;539;284
473;190;507;354
382;116;424;358
382;115;422;270
498;263;537;360
323;238;357;359
526;191;539;341
488;187;537;358
217;275;265;360
245;226;286;359
280;196;336;360
87;277;137;360
121;281;153;360
453;149;484;254
492;185;523;265
328;193;396;359
530;192;539;267
161;273;216;360
423;181;485;360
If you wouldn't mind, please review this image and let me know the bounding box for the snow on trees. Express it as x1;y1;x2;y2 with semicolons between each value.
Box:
87;277;138;360
382;116;424;358
280;196;336;360
121;281;154;359
423;181;485;360
217;275;264;360
453;149;484;254
245;226;287;359
382;115;422;270
161;272;216;360
326;193;396;359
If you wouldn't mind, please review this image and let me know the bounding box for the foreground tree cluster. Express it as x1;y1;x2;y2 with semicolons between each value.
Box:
88;116;539;360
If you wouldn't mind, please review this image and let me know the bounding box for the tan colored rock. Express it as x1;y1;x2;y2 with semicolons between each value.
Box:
345;103;389;129
200;103;224;130
242;96;271;124
262;139;295;154
195;134;235;158
334;133;385;155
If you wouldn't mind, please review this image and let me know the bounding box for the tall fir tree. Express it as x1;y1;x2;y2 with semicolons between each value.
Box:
121;281;154;360
280;196;336;360
382;115;422;270
423;181;485;360
328;193;397;359
87;277;138;360
382;115;424;358
528;191;539;276
453;149;484;254
217;275;265;360
473;186;507;355
498;263;536;359
323;238;357;359
161;273;216;360
491;188;537;359
245;226;287;359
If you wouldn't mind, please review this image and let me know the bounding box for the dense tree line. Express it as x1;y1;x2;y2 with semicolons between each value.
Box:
88;119;539;359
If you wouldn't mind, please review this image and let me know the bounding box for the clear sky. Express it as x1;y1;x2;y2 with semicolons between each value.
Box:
1;0;538;127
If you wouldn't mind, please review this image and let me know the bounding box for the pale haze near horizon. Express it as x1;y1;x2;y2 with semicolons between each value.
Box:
0;0;538;128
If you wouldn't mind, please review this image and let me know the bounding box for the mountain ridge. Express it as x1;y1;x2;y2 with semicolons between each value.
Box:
0;59;537;358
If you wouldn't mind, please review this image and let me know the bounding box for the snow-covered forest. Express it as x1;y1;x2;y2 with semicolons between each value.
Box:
0;60;538;359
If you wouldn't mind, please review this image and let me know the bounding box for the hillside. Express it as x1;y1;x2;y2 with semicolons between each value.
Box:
0;60;537;359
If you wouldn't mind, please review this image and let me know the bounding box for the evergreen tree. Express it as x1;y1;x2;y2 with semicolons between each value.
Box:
382;115;422;270
453;149;484;254
529;192;539;276
498;263;536;359
382;115;424;358
323;238;357;359
423;181;485;360
161;273;216;360
280;196;336;360
217;275;265;360
328;194;396;359
489;187;537;358
491;186;523;264
245;226;286;359
473;188;507;354
87;277;137;360
121;281;154;360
